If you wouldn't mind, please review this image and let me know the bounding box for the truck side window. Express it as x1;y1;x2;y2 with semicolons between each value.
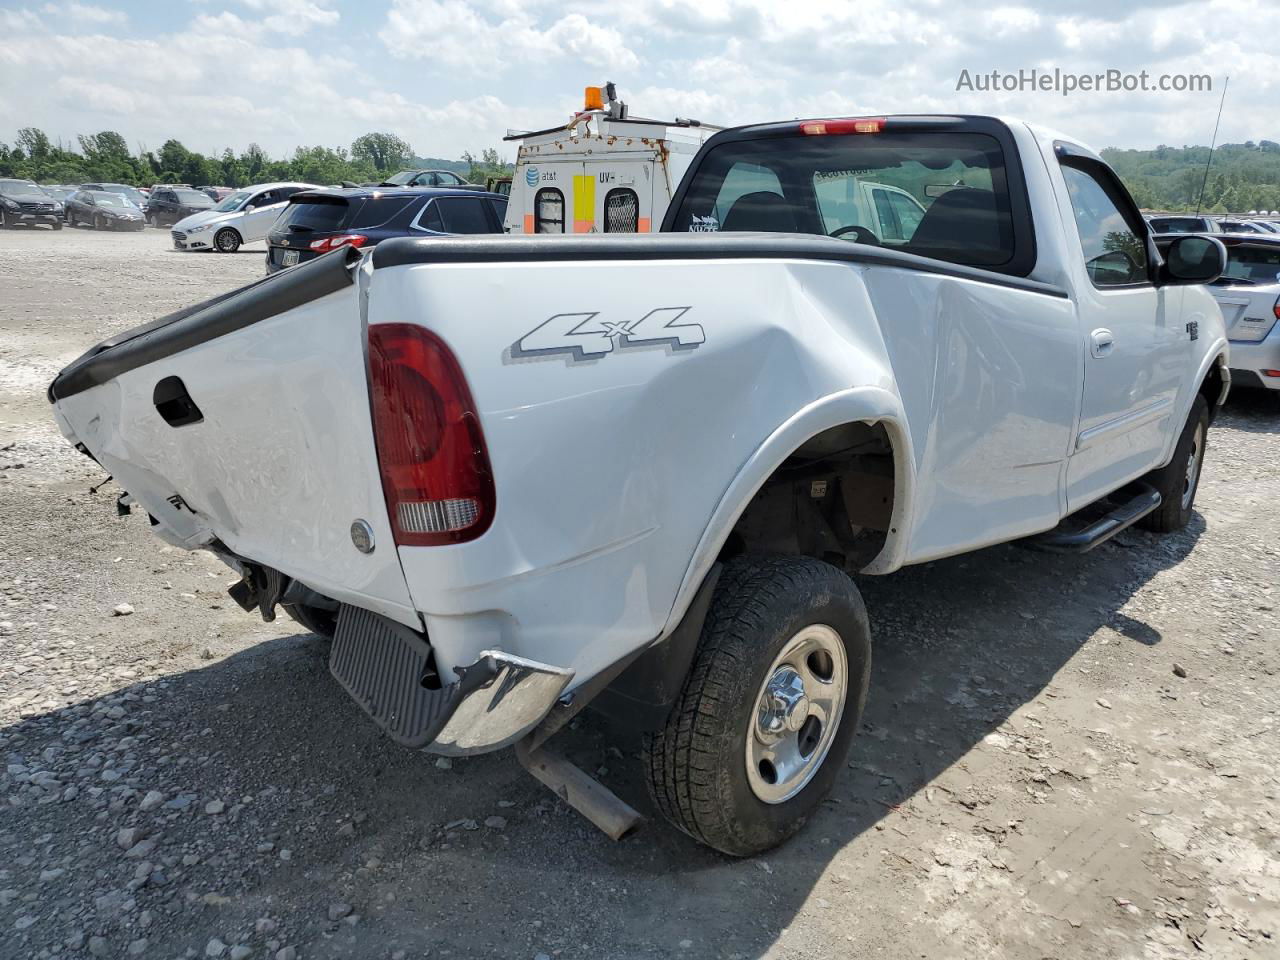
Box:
534;188;565;233
1060;164;1149;287
873;190;902;241
888;192;925;239
603;188;639;233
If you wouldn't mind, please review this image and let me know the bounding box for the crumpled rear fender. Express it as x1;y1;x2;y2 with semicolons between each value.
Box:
661;385;915;639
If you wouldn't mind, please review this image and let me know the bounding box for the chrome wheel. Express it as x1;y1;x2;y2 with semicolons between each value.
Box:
746;624;848;805
1182;420;1205;510
215;229;240;253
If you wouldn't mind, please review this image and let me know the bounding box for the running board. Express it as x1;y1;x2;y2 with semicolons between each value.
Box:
1022;483;1161;554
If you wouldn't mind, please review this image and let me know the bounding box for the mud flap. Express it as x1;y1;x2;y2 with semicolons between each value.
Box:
328;604;498;748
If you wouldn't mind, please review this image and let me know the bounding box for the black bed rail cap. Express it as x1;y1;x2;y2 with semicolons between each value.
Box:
370;233;1067;299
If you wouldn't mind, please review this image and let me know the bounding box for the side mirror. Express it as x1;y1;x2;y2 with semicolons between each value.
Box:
1159;234;1226;285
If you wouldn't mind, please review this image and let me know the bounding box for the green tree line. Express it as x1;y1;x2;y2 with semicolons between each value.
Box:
0;128;512;188
1103;140;1280;213
7;124;1280;213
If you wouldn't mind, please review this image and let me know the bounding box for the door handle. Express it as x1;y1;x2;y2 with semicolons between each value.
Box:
1089;328;1115;358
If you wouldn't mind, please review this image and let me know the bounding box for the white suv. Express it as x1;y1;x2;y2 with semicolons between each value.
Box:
172;182;317;253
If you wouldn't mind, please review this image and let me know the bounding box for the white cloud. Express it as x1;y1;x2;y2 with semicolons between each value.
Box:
1;0;1278;161
234;0;340;35
379;0;638;72
40;3;126;25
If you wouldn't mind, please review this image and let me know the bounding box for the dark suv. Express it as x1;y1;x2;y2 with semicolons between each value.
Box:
266;187;507;273
144;186;213;227
0;178;63;229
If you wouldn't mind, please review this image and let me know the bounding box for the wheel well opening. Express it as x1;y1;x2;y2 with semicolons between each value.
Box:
718;421;897;572
1199;358;1226;423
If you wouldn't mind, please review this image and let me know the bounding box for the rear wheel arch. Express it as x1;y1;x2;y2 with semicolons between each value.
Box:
718;419;906;573
1198;352;1229;422
661;388;915;640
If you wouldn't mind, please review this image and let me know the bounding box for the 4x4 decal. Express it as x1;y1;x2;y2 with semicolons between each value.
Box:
510;307;703;362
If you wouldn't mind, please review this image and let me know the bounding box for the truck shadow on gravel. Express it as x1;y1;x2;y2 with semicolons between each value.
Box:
1;519;1208;959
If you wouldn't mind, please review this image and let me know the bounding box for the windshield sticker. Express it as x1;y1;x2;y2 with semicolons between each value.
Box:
689;215;719;233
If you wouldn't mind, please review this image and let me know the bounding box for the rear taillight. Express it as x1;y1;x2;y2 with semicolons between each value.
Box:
309;234;368;253
799;117;885;135
368;324;494;546
1273;295;1280;320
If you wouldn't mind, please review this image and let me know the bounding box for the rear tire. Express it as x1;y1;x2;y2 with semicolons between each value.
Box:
51;219;62;231
644;555;871;856
147;212;159;228
283;602;337;640
1138;394;1209;533
214;228;241;253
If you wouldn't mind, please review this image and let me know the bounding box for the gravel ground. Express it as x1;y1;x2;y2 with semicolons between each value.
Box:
1;227;1278;960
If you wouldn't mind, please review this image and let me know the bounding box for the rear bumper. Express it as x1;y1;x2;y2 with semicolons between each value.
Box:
266;243;320;273
328;603;573;755
1228;330;1280;390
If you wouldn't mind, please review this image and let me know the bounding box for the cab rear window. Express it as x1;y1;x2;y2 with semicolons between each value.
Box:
669;129;1021;272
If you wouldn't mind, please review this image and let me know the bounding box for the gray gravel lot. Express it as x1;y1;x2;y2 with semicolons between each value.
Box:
1;227;1278;960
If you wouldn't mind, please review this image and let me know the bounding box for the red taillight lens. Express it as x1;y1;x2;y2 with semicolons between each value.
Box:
1273;295;1280;320
368;324;495;546
799;117;886;135
309;234;369;253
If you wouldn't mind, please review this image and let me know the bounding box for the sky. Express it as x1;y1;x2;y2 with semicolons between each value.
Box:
0;0;1274;163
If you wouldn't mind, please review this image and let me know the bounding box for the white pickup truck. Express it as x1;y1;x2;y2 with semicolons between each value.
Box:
49;115;1231;856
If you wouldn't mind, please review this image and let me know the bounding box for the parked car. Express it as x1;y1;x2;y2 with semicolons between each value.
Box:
1198;234;1280;392
265;187;507;273
144;186;214;227
1215;218;1279;236
48;114;1231;856
41;185;77;205
65;190;146;231
171;182;318;253
1147;214;1222;234
78;182;148;211
379;169;476;188
0;178;62;228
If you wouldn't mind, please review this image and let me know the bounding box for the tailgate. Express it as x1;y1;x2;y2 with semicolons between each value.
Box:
49;248;420;628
